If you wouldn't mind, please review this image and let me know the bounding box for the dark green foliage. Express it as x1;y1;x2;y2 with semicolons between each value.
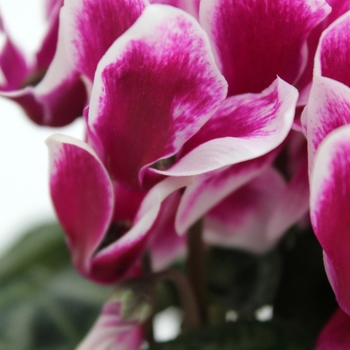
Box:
0;222;110;350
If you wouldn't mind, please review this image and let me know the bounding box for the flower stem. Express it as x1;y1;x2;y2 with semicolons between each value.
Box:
187;220;208;326
156;269;201;331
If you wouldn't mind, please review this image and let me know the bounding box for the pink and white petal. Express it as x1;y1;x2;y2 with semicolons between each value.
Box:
4;11;87;126
267;158;310;240
158;77;297;176
200;0;330;95
285;129;308;173
111;182;146;223
176;150;278;235
35;0;63;71
315;11;350;87
0;15;29;90
302;76;350;171
315;308;350;350
47;134;114;277
326;0;350;24
295;0;350;94
149;0;200;19
90;176;192;284
148;191;187;271
88;4;227;190
46;0;64;19
62;0;147;82
180;78;297;154
310;125;350;315
76;300;143;350
203;167;286;254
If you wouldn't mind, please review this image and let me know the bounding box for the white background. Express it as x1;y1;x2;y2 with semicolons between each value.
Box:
0;0;83;255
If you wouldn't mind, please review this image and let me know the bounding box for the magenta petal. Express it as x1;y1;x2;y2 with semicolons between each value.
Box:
3;11;87;126
62;0;147;81
176;150;278;234
203;167;286;253
112;182;146;223
36;0;63;70
267;158;310;240
7;74;87;126
326;0;350;24
315;308;350;350
295;0;350;95
148;191;186;271
200;0;330;95
47;135;114;276
316;11;350;88
158;77;297;176
90;176;192;283
76;300;143;350
310;125;350;315
302;76;350;171
88;4;227;189
0;15;29;91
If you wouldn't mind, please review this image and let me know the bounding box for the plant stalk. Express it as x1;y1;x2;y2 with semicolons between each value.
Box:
187;220;208;326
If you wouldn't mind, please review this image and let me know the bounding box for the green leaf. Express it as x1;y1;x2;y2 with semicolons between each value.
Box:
0;222;110;350
149;319;314;350
0;222;70;282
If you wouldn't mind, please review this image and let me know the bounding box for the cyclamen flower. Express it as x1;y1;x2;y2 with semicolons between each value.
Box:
47;1;303;284
47;0;342;285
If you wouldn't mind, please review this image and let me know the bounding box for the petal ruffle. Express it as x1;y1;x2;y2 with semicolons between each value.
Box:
158;77;297;176
310;125;350;315
200;0;330;95
47;135;114;277
88;4;227;189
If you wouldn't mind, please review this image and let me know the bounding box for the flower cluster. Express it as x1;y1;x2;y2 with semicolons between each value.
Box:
2;0;350;348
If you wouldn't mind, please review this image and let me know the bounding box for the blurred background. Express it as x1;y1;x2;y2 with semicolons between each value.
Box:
0;0;83;255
